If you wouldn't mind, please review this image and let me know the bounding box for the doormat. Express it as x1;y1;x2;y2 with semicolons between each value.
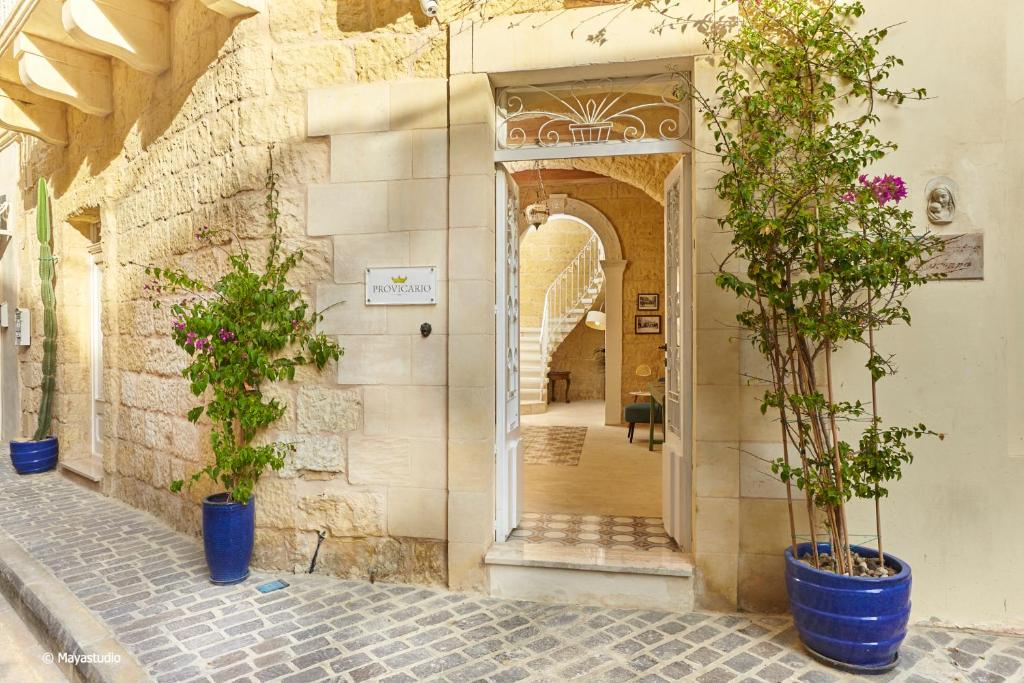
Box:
523;426;587;466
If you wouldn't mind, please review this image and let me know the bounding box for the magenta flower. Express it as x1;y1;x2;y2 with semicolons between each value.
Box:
842;191;856;203
184;331;198;347
218;328;236;342
172;317;186;332
858;174;907;206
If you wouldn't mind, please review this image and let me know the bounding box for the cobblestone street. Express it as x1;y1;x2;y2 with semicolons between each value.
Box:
1;461;1022;683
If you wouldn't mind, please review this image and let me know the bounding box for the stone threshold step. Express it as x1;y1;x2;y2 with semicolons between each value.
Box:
485;542;695;611
485;541;694;577
0;527;151;682
61;456;103;483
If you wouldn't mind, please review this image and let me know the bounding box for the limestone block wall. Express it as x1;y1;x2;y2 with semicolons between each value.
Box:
549;309;605;401
13;0;452;584
304;77;450;584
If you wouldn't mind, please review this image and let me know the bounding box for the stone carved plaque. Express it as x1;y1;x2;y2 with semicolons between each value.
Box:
918;233;983;281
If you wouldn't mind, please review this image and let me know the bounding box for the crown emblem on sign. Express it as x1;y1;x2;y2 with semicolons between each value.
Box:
391;276;408;284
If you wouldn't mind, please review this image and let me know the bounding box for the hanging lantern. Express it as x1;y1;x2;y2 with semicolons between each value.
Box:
525;201;550;229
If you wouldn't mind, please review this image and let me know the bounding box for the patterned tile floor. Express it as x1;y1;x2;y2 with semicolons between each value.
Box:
522;426;588;466
1;459;1023;682
510;513;680;553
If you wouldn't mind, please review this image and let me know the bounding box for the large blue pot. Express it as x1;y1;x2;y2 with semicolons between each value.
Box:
785;542;911;673
9;436;58;474
202;493;255;585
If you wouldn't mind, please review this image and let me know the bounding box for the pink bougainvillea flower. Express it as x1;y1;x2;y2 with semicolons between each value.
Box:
172;317;186;332
857;174;908;206
842;191;856;203
218;328;236;342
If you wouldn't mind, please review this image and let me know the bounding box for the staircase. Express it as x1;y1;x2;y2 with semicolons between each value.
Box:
521;234;604;414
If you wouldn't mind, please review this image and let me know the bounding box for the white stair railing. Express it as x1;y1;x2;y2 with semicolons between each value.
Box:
537;233;604;399
0;0;18;26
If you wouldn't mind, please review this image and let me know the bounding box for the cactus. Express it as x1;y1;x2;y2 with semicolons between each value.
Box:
32;178;56;441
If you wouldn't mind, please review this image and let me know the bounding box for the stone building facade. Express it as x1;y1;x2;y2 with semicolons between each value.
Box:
0;0;1020;633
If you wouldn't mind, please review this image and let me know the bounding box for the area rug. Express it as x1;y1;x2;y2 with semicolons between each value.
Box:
510;512;680;552
522;425;588;466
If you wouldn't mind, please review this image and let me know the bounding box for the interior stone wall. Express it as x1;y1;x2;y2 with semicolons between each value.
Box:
519;218;592;327
549;304;605;401
520;178;666;415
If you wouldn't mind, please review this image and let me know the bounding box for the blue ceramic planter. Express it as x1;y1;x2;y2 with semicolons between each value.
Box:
202;493;255;585
785;542;911;673
9;436;58;474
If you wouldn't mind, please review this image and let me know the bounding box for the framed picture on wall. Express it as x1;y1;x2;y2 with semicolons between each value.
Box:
635;315;661;335
637;293;660;310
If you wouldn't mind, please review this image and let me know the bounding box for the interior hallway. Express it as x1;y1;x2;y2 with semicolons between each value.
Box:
522;400;662;518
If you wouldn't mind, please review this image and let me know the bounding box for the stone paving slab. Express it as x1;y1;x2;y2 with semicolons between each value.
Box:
1;459;1022;683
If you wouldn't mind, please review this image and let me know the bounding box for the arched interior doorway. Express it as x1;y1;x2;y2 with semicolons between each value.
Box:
517;195;625;426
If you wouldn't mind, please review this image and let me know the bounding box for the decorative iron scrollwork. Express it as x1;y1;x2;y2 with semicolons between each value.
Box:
497;75;690;151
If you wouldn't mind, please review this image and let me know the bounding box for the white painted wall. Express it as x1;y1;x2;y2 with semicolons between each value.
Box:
821;0;1023;631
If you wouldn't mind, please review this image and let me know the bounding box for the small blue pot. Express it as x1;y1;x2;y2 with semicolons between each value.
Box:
785;543;911;673
202;493;255;585
9;436;58;474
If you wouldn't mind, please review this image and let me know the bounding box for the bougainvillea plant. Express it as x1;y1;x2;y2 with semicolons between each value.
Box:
693;0;944;575
145;146;342;504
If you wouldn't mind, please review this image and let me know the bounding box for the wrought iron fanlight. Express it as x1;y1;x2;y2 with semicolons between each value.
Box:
497;75;689;151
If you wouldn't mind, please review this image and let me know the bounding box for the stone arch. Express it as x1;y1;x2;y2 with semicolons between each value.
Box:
508;155;677;205
547;195;623;261
521;195;627;426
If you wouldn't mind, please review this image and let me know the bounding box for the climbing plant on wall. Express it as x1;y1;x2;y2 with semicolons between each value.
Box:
143;146;342;504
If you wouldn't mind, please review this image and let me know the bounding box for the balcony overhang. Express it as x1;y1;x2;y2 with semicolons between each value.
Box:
0;0;263;146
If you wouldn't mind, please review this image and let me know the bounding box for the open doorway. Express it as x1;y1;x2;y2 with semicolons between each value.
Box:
497;154;692;565
61;207;105;483
491;73;695;572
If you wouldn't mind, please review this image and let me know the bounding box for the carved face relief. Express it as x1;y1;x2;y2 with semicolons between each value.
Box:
925;178;957;225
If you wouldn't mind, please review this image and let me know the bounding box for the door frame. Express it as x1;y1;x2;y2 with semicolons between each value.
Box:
88;242;104;456
492;144;693;548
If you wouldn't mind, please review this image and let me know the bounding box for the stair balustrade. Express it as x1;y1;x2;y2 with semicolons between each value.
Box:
529;233;604;403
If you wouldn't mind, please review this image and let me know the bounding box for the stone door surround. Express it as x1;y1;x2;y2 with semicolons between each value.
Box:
446;4;707;596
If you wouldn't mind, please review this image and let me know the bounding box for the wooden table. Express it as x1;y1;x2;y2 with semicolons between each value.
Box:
547;371;571;403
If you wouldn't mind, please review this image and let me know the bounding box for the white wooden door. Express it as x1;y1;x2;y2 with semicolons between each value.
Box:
662;159;693;552
495;169;523;542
